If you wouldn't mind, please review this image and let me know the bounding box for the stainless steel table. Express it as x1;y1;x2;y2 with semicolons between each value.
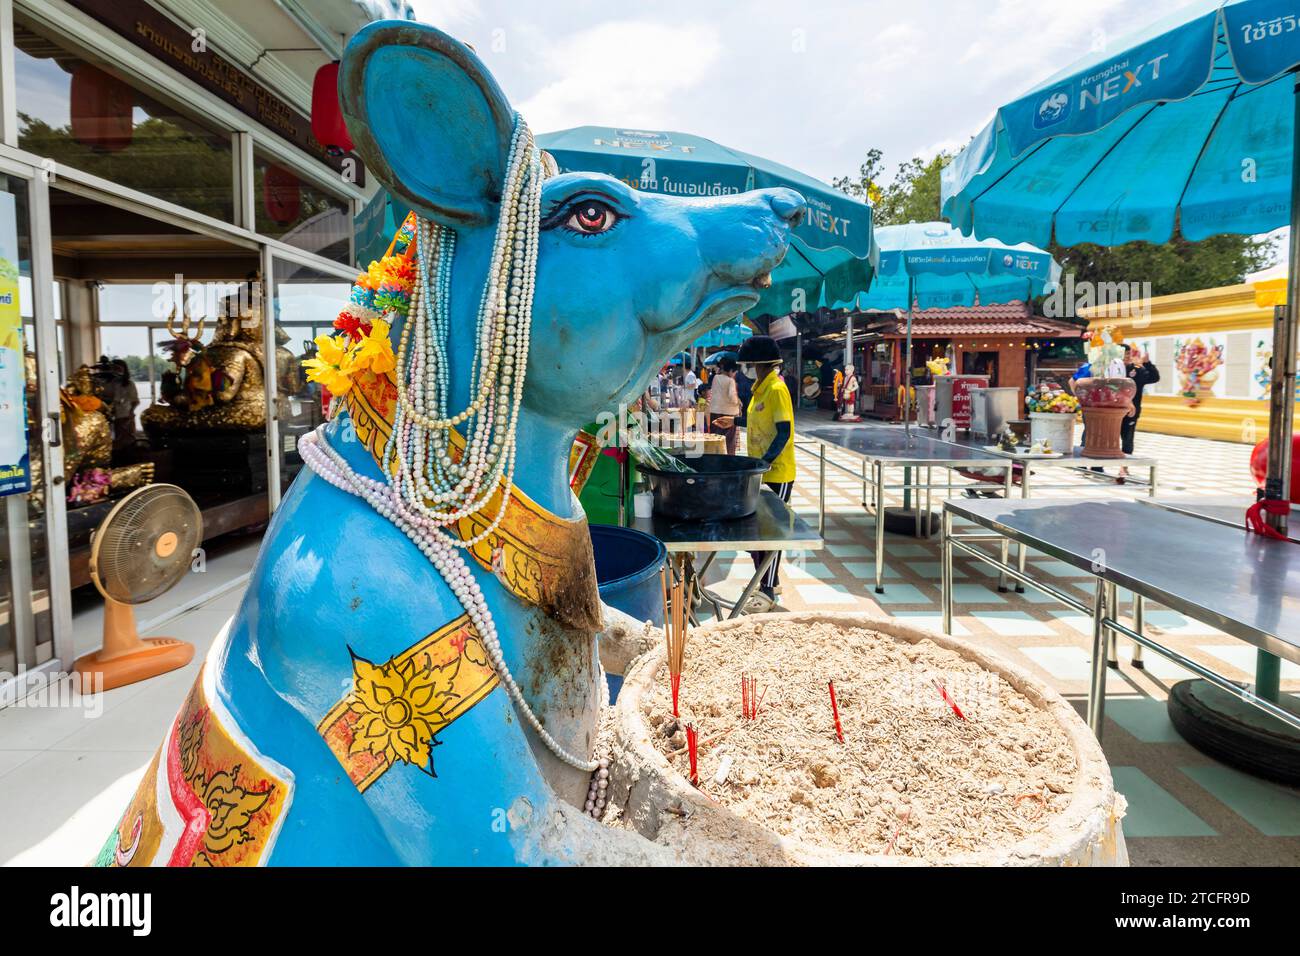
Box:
940;497;1300;740
797;423;1014;593
796;420;1160;594
631;488;823;620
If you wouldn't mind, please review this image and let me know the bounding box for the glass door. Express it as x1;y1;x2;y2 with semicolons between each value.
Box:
263;250;354;509
0;159;71;692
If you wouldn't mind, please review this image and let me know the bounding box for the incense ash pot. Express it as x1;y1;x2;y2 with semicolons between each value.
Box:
1074;377;1136;460
606;613;1128;866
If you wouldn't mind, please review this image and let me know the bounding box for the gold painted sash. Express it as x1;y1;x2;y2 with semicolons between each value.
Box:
317;614;499;792
342;370;602;633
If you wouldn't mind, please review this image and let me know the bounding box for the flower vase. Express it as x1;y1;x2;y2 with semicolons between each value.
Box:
1073;377;1137;459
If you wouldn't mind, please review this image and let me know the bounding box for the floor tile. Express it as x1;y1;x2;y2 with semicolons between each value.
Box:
1106;699;1184;743
889;612;971;637
870;584;932;605
841;561;902;581
951;583;1008;605
1111;767;1217;837
970;611;1055;637
1180;765;1300;836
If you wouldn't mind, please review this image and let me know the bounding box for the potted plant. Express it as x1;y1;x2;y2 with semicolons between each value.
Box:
1025;381;1080;451
1073;326;1136;458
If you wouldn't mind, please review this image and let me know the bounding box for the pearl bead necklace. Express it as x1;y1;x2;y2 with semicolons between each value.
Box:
297;113;599;774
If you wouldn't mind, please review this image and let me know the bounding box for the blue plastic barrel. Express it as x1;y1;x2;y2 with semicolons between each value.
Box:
589;524;666;703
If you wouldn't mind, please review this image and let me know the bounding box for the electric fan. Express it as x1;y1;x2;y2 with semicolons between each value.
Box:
73;484;202;691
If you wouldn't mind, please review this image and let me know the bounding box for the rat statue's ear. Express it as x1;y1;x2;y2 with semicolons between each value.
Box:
340;21;515;228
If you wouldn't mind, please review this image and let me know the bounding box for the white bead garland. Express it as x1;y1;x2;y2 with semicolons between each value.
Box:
297;114;599;774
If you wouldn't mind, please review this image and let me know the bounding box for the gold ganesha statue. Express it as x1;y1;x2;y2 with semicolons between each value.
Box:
143;311;268;432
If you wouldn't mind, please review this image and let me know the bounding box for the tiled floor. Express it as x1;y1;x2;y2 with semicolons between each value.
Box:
2;418;1298;866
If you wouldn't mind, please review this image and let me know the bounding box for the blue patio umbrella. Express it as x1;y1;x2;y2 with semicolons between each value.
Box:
940;0;1299;717
842;221;1061;438
692;318;752;349
537;127;877;320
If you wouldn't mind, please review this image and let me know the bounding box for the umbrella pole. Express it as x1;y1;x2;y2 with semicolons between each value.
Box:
1253;80;1300;704
904;276;915;444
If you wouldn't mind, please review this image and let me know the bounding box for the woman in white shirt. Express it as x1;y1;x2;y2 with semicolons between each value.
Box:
707;358;742;454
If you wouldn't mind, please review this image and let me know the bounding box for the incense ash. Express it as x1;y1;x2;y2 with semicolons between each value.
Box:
640;619;1078;860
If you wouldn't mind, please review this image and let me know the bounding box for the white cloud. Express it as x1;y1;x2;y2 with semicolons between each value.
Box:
392;0;1196;185
517;20;723;133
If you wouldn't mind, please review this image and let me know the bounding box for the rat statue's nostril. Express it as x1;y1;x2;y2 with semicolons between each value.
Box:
768;189;807;226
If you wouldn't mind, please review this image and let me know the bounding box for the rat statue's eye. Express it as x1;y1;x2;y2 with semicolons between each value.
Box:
564;199;619;235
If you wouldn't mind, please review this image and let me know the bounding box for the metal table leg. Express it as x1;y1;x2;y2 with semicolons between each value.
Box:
1105;581;1120;667
729;551;778;619
1087;579;1109;739
924;466;933;538
875;460;886;594
818;443;826;537
861;457;868;509
941;508;953;634
997;465;1013;591
1015;462;1029;592
1132;593;1145;669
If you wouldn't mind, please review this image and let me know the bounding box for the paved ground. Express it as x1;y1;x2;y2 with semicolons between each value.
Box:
1;415;1297;866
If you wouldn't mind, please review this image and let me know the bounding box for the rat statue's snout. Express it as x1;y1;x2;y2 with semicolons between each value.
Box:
698;187;805;290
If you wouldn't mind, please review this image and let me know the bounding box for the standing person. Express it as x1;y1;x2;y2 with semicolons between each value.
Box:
1119;345;1159;481
708;357;741;454
739;336;796;610
682;360;700;393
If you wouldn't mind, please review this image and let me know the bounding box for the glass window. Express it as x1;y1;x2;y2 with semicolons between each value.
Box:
12;16;234;222
255;152;352;265
270;258;350;492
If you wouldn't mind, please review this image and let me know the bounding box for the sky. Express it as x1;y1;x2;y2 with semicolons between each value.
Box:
404;0;1194;186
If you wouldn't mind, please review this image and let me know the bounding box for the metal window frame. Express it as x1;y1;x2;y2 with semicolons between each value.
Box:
262;243;355;512
0;152;73;689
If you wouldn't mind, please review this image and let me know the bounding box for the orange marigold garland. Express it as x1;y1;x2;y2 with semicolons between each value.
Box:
306;212;415;397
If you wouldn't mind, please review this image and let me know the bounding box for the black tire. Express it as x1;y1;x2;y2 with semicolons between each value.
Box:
1167;679;1300;785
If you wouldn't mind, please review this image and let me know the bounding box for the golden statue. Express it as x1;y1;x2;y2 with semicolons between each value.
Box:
142;302;268;432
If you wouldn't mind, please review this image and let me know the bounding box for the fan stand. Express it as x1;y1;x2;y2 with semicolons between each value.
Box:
73;597;194;692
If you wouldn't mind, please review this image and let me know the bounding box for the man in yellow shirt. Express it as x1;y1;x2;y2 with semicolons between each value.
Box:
738;335;795;607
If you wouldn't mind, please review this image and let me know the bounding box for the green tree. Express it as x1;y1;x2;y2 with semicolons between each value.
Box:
836;147;1278;296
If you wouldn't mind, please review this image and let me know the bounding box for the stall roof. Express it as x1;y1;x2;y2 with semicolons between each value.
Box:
862;302;1084;339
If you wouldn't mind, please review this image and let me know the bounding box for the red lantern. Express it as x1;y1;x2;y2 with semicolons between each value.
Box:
1249;434;1300;502
70;64;134;152
263;165;300;225
311;62;352;156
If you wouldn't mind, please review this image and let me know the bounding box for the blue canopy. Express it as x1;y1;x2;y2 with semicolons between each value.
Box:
942;0;1300;246
537;126;877;317
692;317;752;349
845;221;1061;311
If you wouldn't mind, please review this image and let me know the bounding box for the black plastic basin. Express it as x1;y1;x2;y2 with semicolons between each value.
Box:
638;453;768;521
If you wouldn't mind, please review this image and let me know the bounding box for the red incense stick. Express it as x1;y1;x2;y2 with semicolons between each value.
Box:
685;724;699;786
828;680;845;743
934;679;966;720
741;674;749;719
